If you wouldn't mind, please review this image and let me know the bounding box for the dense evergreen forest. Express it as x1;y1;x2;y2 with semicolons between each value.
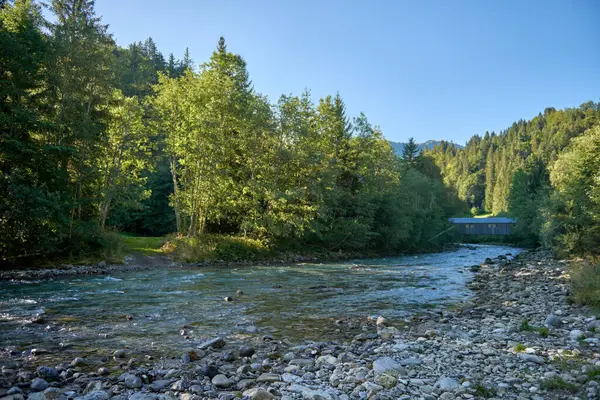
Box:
0;0;464;262
425;103;600;254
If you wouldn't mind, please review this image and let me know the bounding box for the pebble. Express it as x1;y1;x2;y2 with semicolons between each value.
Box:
211;374;233;388
30;379;48;392
239;345;255;357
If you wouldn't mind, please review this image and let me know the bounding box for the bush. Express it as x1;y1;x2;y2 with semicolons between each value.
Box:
64;222;126;263
570;260;600;307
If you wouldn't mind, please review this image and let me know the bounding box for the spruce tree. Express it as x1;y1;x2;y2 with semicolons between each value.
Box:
402;137;420;167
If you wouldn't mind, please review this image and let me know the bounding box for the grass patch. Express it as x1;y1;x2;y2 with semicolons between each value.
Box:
587;366;600;380
167;234;273;262
519;319;536;332
537;326;549;338
570;259;600;307
473;383;496;398
540;377;578;393
519;319;550;337
121;235;166;255
513;343;527;352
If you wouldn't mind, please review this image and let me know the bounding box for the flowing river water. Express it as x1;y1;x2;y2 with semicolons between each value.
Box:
0;244;520;365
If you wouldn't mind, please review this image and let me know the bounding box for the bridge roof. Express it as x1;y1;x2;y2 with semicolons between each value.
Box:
449;217;516;224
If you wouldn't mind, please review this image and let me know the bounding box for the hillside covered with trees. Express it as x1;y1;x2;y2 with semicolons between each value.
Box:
424;102;600;254
0;0;463;263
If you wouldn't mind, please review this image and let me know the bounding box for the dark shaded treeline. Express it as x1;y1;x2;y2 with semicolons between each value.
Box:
1;0;464;262
425;103;600;254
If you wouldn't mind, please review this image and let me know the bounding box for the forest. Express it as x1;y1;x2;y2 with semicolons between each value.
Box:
2;0;599;266
0;0;463;263
425;102;600;255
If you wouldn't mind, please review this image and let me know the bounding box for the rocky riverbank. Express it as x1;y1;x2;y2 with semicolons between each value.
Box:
0;254;178;281
2;249;599;400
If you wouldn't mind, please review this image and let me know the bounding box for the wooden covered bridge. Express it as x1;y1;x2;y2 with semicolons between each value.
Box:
448;217;517;235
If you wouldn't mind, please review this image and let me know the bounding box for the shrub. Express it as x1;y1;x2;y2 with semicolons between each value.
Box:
570;260;600;307
64;222;126;263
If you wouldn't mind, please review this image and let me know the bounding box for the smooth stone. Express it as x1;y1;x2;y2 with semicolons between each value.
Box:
123;374;142;389
36;367;59;382
545;314;562;327
199;365;219;379
316;355;337;365
570;329;585;340
97;368;110;376
281;373;302;383
399;357;422;366
149;380;171;392
520;354;544;365
437;377;459;391
239;346;255;357
71;357;86;367
287;384;333;400
211;374;233;388
30;379;48;392
373;357;405;377
242;388;275;400
113;349;127;359
27;393;47;400
256;373;280;383
587;320;600;331
199;337;226;350
289;359;314;367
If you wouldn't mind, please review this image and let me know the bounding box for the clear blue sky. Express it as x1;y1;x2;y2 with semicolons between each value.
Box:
92;0;599;144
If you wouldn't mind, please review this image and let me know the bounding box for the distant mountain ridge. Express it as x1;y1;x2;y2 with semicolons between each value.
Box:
388;140;463;156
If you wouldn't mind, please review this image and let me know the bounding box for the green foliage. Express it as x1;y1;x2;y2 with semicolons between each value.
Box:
401;137;420;166
0;0;162;261
538;326;549;338
543;126;600;255
586;366;600;380
473;383;497;398
513;343;527;352
425;102;600;254
519;319;549;337
519;320;535;332
569;260;600;307
540;377;578;393
169;234;271;262
149;39;461;253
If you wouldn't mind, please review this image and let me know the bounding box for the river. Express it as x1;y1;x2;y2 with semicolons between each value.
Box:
0;244;520;364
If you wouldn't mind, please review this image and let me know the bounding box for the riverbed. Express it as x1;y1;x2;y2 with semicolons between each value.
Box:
0;244;519;364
